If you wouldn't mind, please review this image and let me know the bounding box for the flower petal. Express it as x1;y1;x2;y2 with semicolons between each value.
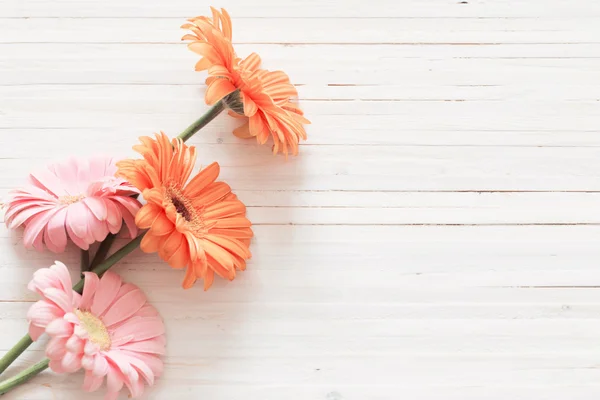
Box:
102;289;147;328
91;271;122;317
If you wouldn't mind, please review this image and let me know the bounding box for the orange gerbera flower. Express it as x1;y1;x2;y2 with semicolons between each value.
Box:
181;7;310;156
116;132;253;290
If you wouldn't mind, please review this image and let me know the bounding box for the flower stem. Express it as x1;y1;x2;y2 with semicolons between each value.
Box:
177;100;226;143
0;233;145;385
0;359;49;395
72;234;144;293
80;249;90;272
0;335;33;376
89;233;116;270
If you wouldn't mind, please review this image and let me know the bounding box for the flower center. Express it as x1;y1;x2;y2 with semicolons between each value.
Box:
165;186;206;236
58;194;84;205
75;310;111;351
171;196;192;221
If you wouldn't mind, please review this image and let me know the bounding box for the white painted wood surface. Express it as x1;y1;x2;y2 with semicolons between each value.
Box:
1;0;600;398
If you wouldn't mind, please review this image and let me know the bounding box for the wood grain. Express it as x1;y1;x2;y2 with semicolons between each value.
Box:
1;0;599;399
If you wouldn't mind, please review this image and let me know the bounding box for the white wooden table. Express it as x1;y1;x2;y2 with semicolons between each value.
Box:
1;0;600;398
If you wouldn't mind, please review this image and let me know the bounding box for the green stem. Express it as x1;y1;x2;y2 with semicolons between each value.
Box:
0;359;49;395
72;234;144;293
0;233;145;386
0;335;33;376
80;249;90;272
177;100;226;143
89;233;116;270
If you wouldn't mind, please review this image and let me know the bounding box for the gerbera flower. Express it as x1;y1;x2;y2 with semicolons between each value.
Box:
27;262;165;399
182;7;310;155
3;157;141;253
116;132;253;289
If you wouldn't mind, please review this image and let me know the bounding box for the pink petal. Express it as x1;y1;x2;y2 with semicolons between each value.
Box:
125;354;155;385
114;283;137;301
66;202;91;240
31;225;45;252
30;168;65;197
5;201;41;224
49;359;66;374
42;288;73;315
106;363;125;393
116;202;138;238
88;157;110;181
83;370;104;392
110;196;141;217
104;199;123;234
84;340;100;356
44;226;62;253
83;197;108;220
23;209;55;250
72;292;82;309
125;375;145;398
123;351;163;378
91;271;122;317
102;289;146;328
80;272;100;310
66;220;90;250
46;336;68;359
87;213;110;242
66;335;84;353
92;354;109;377
118;338;165;355
46;318;74;337
61;350;82;373
54;160;78;194
111;316;164;344
105;351;131;377
49;261;72;292
131;304;159;319
7;204;55;229
45;206;69;252
82;354;95;370
63;312;79;324
27;300;63;331
28;324;46;341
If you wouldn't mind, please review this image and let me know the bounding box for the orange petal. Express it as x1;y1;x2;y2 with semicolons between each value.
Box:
206;254;235;280
240;52;261;72
205;79;236;105
192;182;231;207
203;269;215;290
200;239;234;272
135;204;161;229
159;231;184;267
205;234;251;259
213;217;252;229
182;266;197;289
209;227;254;239
203;201;245;220
140;233;163;254
168;242;190;270
183;162;220;199
242;93;258;117
232;122;254;139
150;211;175;236
142;188;165;206
195;57;212;71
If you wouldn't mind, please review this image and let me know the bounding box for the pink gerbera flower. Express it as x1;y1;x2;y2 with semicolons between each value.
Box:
3;157;141;253
27;262;165;399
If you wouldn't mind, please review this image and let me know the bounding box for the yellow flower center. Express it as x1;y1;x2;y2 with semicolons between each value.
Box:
75;310;111;351
58;194;85;205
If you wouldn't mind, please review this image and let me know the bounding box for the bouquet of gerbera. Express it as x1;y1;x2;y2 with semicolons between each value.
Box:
0;7;308;398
